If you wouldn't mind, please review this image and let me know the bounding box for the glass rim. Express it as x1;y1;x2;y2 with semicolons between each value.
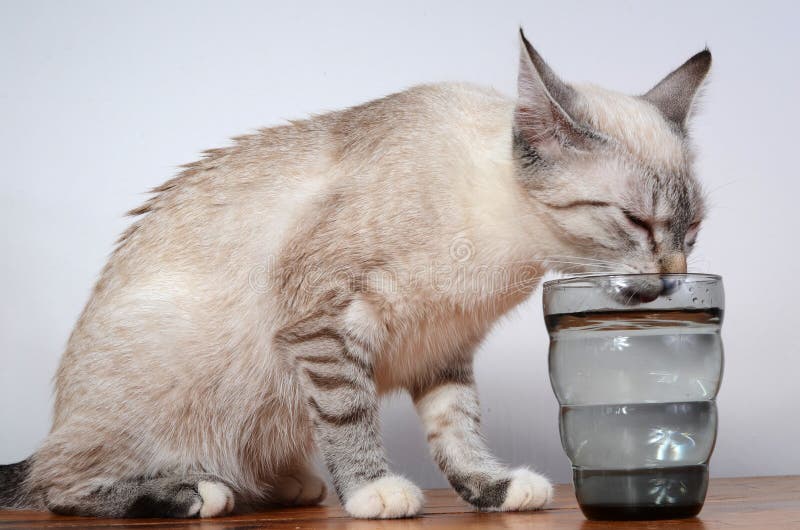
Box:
543;273;722;290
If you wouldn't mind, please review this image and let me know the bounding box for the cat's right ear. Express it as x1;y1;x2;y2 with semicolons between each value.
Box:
515;29;587;159
642;49;711;131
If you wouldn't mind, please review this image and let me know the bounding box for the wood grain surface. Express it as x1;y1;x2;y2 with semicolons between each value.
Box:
0;476;797;529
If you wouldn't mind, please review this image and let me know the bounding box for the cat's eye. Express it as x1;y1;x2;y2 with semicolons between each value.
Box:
622;210;651;233
685;221;701;248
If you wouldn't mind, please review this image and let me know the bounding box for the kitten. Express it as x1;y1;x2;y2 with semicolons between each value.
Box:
0;30;710;519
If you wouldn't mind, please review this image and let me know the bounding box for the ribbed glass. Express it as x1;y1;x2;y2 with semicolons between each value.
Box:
543;274;724;520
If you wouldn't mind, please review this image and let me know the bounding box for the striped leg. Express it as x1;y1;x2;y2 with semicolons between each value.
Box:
279;323;423;519
412;363;552;511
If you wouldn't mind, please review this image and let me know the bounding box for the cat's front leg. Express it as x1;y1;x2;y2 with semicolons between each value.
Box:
412;362;553;511
280;324;423;519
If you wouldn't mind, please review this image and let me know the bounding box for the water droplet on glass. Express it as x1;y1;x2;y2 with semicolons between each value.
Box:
692;297;698;303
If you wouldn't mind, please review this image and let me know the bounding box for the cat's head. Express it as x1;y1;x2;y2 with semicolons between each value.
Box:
513;30;710;287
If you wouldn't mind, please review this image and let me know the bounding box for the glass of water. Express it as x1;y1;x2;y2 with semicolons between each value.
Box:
543;274;724;520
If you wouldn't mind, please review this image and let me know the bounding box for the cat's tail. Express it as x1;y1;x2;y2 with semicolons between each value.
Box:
0;459;34;509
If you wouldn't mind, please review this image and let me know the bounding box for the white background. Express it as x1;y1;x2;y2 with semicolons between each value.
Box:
2;1;798;488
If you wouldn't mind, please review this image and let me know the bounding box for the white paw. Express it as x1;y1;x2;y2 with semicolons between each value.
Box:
273;470;328;505
498;468;553;511
344;475;424;519
195;481;235;518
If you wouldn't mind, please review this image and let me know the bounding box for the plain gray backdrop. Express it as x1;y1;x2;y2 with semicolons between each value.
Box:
1;1;798;488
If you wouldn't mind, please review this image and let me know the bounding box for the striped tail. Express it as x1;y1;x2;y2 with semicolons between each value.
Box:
0;459;32;509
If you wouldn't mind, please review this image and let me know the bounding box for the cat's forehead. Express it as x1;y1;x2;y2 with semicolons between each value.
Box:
571;84;689;172
625;167;705;222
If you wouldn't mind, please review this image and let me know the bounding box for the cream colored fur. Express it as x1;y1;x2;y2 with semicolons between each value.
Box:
344;476;424;518
196;481;235;518
10;34;710;520
30;83;530;507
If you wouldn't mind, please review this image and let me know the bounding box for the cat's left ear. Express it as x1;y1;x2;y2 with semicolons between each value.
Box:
515;29;592;159
642;49;712;131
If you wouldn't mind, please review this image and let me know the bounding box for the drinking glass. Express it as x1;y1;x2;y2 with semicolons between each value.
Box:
543;274;724;520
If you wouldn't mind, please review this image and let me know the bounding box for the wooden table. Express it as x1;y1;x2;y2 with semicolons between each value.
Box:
0;476;797;529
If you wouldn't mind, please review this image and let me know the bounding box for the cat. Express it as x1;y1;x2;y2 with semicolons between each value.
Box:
0;29;710;519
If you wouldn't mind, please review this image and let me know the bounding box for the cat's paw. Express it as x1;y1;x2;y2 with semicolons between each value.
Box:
497;468;552;511
343;475;424;519
189;481;235;518
272;469;327;506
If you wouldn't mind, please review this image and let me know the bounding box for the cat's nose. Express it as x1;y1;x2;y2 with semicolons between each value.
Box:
660;278;680;295
659;252;687;274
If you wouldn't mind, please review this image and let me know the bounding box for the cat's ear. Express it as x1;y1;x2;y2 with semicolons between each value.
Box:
642;49;712;130
515;29;587;158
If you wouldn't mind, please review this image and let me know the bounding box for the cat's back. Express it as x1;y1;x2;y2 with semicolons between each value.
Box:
326;82;513;167
107;82;513;275
75;82;515;333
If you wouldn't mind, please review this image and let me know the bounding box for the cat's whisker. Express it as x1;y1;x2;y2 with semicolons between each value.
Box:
544;255;633;270
543;255;624;265
540;260;618;270
545;264;623;276
539;256;619;265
